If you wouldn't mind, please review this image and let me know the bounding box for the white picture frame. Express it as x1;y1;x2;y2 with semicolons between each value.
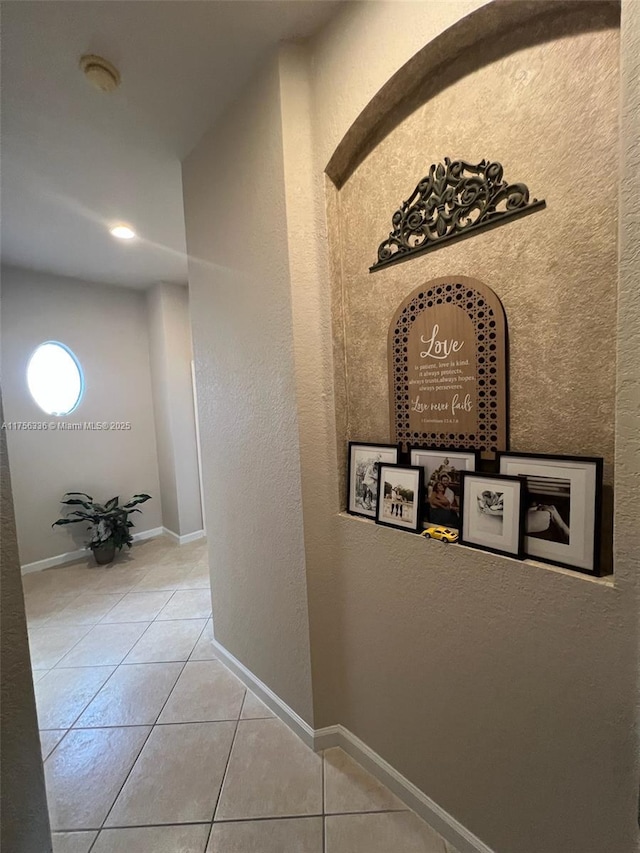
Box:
459;471;526;559
347;442;399;519
498;452;603;575
409;446;479;530
375;463;424;533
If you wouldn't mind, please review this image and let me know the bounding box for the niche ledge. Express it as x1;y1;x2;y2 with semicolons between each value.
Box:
336;511;615;588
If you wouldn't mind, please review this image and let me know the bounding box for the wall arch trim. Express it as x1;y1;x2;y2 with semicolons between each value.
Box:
325;0;619;189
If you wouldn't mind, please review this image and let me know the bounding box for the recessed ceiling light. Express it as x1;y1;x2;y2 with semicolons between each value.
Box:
110;225;136;240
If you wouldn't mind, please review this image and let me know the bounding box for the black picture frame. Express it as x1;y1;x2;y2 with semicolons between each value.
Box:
408;445;481;531
347;441;400;519
459;471;527;559
497;451;603;576
374;463;424;534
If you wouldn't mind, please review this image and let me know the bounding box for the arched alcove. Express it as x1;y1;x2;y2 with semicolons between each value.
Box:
325;0;620;571
326;0;619;188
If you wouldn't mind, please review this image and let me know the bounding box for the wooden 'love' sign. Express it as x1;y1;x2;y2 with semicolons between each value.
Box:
388;275;507;456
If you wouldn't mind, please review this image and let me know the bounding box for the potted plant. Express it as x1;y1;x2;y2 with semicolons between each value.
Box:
52;492;152;565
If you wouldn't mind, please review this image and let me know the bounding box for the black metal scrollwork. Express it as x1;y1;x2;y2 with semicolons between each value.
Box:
370;158;545;272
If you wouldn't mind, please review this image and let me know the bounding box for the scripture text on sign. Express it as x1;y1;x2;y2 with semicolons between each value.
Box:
388;276;507;456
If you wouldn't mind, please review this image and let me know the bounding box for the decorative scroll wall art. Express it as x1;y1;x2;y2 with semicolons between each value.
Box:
371;159;545;272
388;276;507;456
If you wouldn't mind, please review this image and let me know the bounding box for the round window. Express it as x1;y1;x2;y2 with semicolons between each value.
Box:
26;342;84;416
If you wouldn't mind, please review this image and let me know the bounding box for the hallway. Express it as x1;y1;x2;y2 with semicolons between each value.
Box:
25;538;456;853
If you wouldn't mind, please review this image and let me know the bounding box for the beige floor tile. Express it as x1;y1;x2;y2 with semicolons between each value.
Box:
25;591;83;628
92;824;210;853
325;812;447;853
324;748;406;814
444;843;461;853
23;566;88;594
207;817;323;852
189;619;216;661
177;564;211;590
156;589;212;620
91;566;153;594
241;690;274;719
48;593;125;625
103;551;158;575
57;622;150;667
25;611;57;631
27;565;105;597
215;718;322;821
75;662;183;727
158;541;206;567
100;591;173;623
40;729;67;761
158;660;245;724
22;571;55;595
35;666;115;729
105;721;235;826
129;536;172;558
45;726;150;830
32;669;50;683
132;564;192;592
154;545;184;564
28;623;92;669
124;619;206;663
52;831;98;853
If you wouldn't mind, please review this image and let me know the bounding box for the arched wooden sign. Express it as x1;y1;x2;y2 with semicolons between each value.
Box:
388;275;507;456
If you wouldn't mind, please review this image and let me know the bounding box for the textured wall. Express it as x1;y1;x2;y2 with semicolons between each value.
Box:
147;283;203;537
182;57;314;723
179;2;638;852
311;0;491;172
0;393;52;852
616;0;640;833
336;19;618;571
1;266;162;566
339;23;619;466
304;3;638;852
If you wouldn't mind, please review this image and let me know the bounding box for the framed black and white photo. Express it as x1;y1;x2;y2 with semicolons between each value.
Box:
459;472;526;558
409;446;479;531
375;464;424;533
347;442;400;519
498;452;603;575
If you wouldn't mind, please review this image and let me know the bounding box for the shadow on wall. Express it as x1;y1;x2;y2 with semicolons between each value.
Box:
327;0;620;187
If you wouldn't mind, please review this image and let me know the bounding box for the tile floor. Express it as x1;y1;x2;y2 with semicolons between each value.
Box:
24;536;458;853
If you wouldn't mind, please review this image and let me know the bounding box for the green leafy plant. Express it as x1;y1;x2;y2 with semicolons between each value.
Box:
52;492;152;552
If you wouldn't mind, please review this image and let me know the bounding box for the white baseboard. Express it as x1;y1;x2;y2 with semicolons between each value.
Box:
21;526;166;574
163;527;206;545
21;546;88;575
134;526;165;542
211;638;315;749
212;636;494;853
316;724;495;853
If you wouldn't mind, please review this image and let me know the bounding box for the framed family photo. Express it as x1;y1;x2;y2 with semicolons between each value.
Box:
347;442;399;519
375;463;424;533
498;452;603;575
459;472;526;558
409;447;479;531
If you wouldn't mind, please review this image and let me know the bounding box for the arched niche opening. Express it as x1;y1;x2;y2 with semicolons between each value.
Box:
326;0;619;572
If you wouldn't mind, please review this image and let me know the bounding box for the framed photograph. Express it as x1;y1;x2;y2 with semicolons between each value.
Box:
409;446;479;531
459;472;526;558
498;452;603;575
347;442;400;519
375;463;424;533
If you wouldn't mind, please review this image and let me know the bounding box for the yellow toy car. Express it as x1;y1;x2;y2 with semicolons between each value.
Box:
421;526;459;543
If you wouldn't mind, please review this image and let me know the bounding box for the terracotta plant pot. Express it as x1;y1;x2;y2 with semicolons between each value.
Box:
92;541;116;565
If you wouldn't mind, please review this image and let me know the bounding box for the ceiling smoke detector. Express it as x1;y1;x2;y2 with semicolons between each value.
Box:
80;54;121;93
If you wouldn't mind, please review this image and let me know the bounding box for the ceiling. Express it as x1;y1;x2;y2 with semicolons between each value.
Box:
1;1;342;289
